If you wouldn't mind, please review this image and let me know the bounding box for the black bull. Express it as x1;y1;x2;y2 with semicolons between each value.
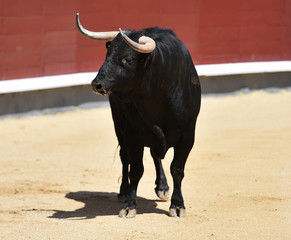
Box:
76;14;201;218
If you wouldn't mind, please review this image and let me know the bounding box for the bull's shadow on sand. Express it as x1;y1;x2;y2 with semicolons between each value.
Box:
49;191;168;219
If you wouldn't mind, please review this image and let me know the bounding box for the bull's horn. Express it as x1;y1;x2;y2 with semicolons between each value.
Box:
119;28;156;54
76;13;119;41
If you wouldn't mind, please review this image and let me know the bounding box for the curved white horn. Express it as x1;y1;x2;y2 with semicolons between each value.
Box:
76;13;119;41
119;28;156;54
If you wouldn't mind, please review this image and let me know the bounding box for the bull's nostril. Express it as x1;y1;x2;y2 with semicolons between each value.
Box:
96;83;103;90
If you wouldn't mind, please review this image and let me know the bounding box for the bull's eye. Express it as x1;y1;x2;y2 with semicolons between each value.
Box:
121;58;128;66
120;57;133;68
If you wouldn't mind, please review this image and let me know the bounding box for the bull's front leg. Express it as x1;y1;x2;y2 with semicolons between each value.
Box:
169;125;195;218
119;137;144;218
117;146;129;202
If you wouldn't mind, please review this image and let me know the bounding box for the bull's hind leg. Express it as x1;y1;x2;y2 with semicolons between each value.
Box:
151;149;169;201
169;125;195;218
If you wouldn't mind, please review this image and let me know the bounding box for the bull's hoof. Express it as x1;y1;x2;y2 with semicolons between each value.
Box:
117;194;126;203
119;208;137;218
169;208;185;218
155;189;169;201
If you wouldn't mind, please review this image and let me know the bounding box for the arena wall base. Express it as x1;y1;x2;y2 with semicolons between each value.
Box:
0;85;106;116
200;72;291;94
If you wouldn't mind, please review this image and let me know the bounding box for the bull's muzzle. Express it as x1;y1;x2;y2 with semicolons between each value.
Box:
91;80;109;95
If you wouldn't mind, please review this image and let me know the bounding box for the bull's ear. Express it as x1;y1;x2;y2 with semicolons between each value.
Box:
106;41;111;49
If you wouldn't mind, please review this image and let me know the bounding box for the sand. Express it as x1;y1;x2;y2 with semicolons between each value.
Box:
0;88;290;240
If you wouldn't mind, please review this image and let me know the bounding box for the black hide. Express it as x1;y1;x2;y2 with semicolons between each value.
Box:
91;27;201;217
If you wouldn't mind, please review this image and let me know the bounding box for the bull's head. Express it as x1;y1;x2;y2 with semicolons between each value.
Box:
76;13;156;95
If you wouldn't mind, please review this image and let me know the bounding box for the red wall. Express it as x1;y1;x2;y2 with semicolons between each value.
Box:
0;0;290;80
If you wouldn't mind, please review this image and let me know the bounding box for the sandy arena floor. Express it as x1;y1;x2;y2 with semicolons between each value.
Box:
0;89;290;240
